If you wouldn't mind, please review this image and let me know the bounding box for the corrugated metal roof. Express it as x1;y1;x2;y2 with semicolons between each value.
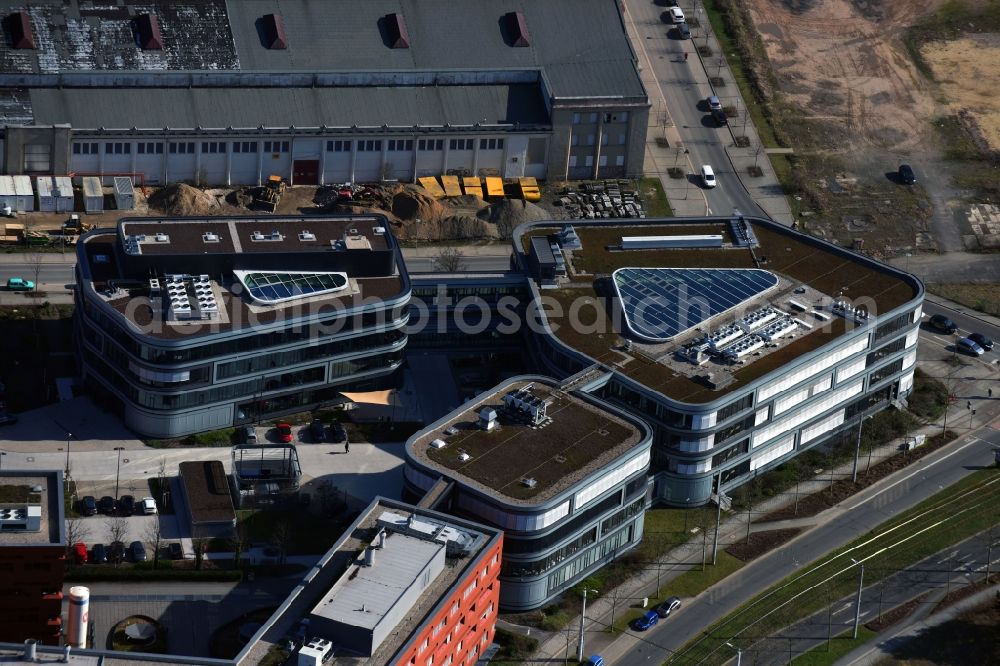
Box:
30;83;550;129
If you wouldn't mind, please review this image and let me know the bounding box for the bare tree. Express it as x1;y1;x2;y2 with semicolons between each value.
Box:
105;516;128;566
434;248;466;273
144;518;163;569
268;520;292;566
21;250;45;293
156;457;169;510
230;518;251;569
65;519;91;560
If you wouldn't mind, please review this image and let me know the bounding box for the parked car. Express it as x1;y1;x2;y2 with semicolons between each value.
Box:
676;22;691;39
80;496;98;517
711;108;728;126
655;596;682;618
669;6;685;23
139;497;158;515
708;95;723;111
6;277;34;291
240;424;258;445
72;543;88;565
108;541;126;564
631;610;660;632
90;543;108;564
129;541;147;562
928;314;958;334
97;496;117;515
275;422;293;443
309;419;326;442
969;332;994;351
957;337;985;356
329;421;348;444
701;164;717;188
168;542;184;560
586;657;606;666
898;163;916;184
118;495;135;516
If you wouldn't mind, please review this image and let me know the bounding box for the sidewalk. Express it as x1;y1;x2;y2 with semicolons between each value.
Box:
525;393;1000;662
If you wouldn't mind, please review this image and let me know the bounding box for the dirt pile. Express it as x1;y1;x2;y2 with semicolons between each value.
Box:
148;183;228;216
391;186;446;222
478;198;551;238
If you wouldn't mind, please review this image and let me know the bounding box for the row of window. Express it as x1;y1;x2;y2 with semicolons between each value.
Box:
568;154;626;168
571;111;630;124
570;133;628;147
76;137;509;157
545;524;634;593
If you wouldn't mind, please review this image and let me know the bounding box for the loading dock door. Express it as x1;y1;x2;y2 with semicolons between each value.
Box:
293;159;319;185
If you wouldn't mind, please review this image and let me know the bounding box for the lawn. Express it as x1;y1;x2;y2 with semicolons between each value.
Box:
927;283;1000;317
238;508;354;555
639;177;674;217
789;627;877;665
667;468;1000;664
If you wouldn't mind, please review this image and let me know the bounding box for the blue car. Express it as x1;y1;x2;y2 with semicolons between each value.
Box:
631;610;659;632
586;657;605;666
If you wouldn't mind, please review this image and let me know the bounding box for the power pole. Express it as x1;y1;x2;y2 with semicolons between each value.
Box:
712;474;722;565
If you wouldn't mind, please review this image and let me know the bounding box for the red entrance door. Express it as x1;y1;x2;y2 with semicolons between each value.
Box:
292;159;319;185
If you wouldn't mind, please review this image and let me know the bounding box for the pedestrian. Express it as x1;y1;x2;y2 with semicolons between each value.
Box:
990;387;993;398
683;52;689;62
345;440;350;453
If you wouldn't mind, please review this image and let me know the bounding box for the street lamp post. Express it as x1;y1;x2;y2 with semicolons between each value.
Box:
851;558;865;639
65;432;73;477
576;587;598;662
725;641;742;666
852;415;872;483
113;447;125;499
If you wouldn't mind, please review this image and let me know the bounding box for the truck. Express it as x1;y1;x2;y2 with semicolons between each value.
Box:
63;215;94;235
253;175;286;213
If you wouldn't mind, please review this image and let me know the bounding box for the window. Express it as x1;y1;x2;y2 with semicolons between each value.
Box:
479;138;504;150
325;140;350;152
571;134;579;147
587;134;595;146
357;139;382;152
232;141;258;153
169;142;195;154
601;133;609;145
73;142;99;155
418;138;444;151
718;394;754;422
598;155;608;167
449;138;473;150
618;133;627;145
418;637;429;654
572;113;581;124
584;155;593;167
201;141;224;154
388;139;413;151
105;142;131;154
867;336;906;365
874;313;909;342
136;142;163;154
604;111;629;123
464;579;478;598
588;112;598;123
263;140;290;153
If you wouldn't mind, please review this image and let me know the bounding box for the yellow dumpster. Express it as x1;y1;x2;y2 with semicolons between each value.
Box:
440;174;463;198
418;176;446;199
462;176;483;198
485;176;505;199
519;176;541;202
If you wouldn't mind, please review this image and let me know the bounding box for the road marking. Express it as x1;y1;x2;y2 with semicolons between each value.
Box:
843;436;986;510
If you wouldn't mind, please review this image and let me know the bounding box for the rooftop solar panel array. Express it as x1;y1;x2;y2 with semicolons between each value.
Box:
613;268;779;342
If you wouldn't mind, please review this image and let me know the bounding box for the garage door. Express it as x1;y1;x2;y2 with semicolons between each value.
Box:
293;160;319;185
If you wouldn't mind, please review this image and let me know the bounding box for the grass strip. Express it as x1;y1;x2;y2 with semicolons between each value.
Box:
667;468;1000;664
789;626;878;665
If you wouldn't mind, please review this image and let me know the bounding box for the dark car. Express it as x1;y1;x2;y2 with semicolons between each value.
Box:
329;421;348;444
898;163;916;184
676;22;691;39
969;332;994;351
118;495;136;516
309;419;326;442
711;108;727;126
655;596;682;618
929;314;958;334
957;337;985;356
98;496;117;515
240;424;258;445
129;541;147;562
80;496;98;517
631;610;659;632
90;543;108;564
168;542;184;560
108;541;126;564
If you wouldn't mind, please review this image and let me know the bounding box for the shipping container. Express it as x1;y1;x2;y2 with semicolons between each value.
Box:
81;177;103;213
13;175;33;211
36;177;55;212
114;177;135;210
54;176;74;212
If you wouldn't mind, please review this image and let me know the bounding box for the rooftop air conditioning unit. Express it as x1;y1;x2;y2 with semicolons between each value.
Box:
430;439;446;449
154;233;169;242
373;226;386;234
252;231;265;240
203;232;220;242
299;231;316;241
348;228;358;234
457;452;471;462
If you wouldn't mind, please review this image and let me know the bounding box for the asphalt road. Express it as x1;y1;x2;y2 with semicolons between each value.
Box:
603;424;1000;665
621;0;764;218
919;300;1000;367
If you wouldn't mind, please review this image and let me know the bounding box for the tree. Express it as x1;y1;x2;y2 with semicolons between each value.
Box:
105;516;128;567
21;250;44;293
157;457;169;510
269;520;291;566
230;518;251;569
65;519;90;558
144;518;163;569
434;248;466;273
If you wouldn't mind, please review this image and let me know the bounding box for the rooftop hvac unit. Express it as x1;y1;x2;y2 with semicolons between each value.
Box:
203;232;220;243
154;233;169;243
457;452;471;462
478;407;498;431
373;226;386;234
251;231;265;240
299;231;316;241
430;439;446;449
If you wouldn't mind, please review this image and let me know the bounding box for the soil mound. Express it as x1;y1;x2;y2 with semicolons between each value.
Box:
148;183;220;216
478;198;550;238
391;187;445;221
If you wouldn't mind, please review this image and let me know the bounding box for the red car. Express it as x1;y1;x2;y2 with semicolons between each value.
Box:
275;422;293;443
72;543;88;565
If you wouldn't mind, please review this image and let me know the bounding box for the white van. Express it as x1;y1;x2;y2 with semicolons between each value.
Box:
701;165;717;188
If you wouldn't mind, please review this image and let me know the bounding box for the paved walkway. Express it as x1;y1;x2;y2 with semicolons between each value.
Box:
523;392;1000;663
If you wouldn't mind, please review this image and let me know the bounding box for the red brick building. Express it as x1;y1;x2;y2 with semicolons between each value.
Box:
0;471;66;645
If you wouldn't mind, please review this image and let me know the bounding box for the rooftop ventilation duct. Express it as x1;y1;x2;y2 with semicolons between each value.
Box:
505;12;530;47
135;13;163;50
383;13;410;49
6;12;34;50
261;13;288;50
